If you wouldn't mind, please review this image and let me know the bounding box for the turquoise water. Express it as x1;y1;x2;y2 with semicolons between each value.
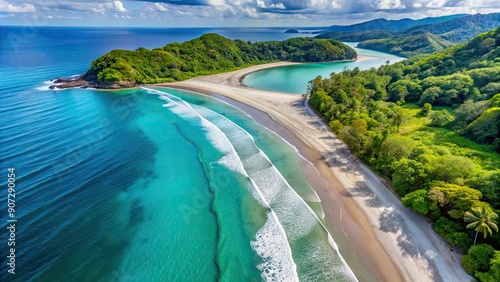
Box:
0;27;361;281
243;43;405;94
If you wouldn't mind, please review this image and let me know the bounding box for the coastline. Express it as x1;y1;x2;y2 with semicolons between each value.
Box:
153;61;471;282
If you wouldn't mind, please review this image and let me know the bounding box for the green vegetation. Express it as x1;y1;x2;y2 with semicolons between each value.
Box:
316;13;500;57
309;26;500;280
316;30;394;42
462;244;496;275
357;32;453;58
465;206;499;245
83;34;356;85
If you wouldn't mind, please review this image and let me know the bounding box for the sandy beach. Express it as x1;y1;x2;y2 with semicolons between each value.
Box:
157;61;471;282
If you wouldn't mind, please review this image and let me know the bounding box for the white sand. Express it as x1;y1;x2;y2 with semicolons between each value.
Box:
160;62;472;282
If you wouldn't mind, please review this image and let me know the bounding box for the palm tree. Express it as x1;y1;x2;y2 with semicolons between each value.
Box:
464;206;499;245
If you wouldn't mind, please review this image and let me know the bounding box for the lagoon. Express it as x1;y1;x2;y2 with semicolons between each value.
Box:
243;43;405;94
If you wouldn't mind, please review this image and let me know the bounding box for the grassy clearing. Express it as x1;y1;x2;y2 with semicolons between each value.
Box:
399;103;500;170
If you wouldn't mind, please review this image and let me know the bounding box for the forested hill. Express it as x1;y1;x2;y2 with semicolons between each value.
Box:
322;14;465;32
80;34;356;88
316;13;500;57
309;26;500;281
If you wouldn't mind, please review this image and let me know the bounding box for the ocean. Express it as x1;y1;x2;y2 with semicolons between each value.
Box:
0;26;402;281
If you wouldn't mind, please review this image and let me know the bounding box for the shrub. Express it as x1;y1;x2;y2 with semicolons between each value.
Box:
418;103;432;116
462;244;495;275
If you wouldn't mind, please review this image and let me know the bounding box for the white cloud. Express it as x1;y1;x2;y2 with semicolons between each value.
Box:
375;0;406;9
0;0;135;15
330;1;341;9
206;0;227;6
269;2;286;9
426;0;448;8
256;0;266;8
47;14;82;19
2;0;500;26
256;0;286;9
456;0;500;8
106;0;127;12
0;2;36;12
154;2;169;11
112;13;131;18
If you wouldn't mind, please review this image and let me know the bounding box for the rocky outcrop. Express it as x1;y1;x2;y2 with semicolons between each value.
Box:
50;76;89;89
49;75;136;90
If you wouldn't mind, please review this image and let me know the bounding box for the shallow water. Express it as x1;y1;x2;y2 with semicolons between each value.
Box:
243;43;405;94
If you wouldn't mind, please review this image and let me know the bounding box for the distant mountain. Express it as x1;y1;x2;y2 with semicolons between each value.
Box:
315;30;393;42
316;13;500;57
323;15;466;32
404;13;500;43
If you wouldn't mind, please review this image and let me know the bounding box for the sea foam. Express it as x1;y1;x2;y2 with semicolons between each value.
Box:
251;211;298;282
36;80;62;91
192;104;318;239
142;87;299;281
143;87;357;281
191;103;357;281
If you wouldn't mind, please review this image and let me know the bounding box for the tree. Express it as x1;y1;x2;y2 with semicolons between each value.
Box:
352;119;368;134
476;251;500;282
466;171;500;209
429;182;482;219
464;108;500;144
480;82;500;98
464;206;499;245
328;120;343;133
393;159;428;196
418;103;432;117
340;126;366;156
390;80;422;102
376;136;416;176
391;105;408;130
462;244;495;275
388;84;408;103
402;189;431;214
430;109;453;127
419;86;441;106
454;100;489;125
430;156;476;183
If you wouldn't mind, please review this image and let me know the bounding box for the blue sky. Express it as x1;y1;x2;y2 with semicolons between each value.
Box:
1;0;500;27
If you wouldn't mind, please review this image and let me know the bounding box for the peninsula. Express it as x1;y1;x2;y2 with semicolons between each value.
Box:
52;34;356;89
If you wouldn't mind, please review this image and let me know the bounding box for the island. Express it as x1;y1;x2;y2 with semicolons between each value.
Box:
284;29;299;33
52;34;356;89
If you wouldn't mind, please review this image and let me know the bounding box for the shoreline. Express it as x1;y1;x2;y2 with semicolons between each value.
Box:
153;61;471;282
50;57;361;91
159;83;401;282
